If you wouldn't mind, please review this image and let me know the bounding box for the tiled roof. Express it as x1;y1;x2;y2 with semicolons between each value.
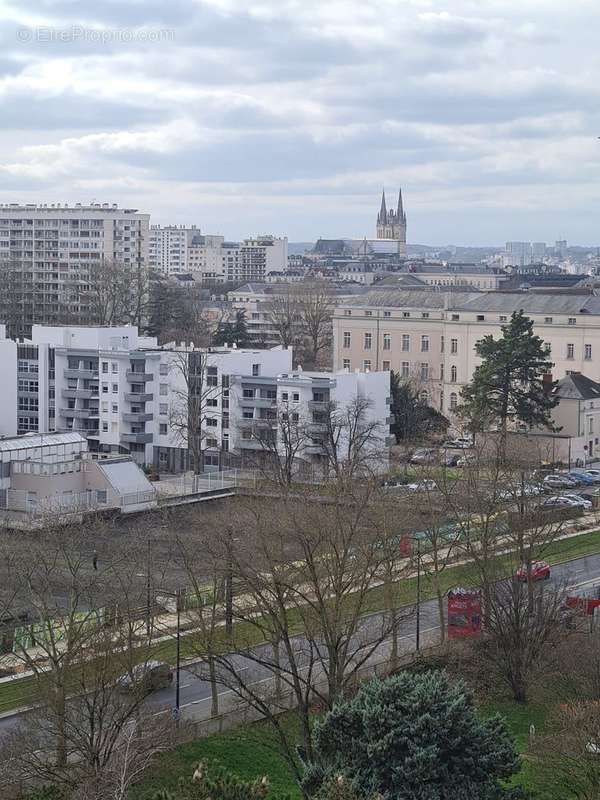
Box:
554;373;600;400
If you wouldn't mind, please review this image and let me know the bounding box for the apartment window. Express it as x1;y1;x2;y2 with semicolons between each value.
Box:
292;393;300;402
499;316;507;322
567;343;574;359
159;363;168;375
206;438;218;448
281;392;288;401
440;363;444;380
402;312;410;318
112;383;118;393
476;315;485;322
383;360;390;370
252;363;260;377
207;398;218;407
102;383;108;394
102;402;108;413
343;358;351;370
544;342;551;354
585;344;592;360
384;311;391;318
401;334;410;352
450;365;457;382
450;392;458;410
159;423;168;435
568;317;576;325
365;310;372;317
420;363;429;381
344;310;352;316
440;335;444;353
451;314;459;321
401;361;410;378
363;359;372;371
450;338;458;354
343;331;351;348
243;409;254;420
422;312;430;319
111;363;118;373
364;333;372;350
243;389;255;399
111;403;118;413
102;362;108;374
421;335;429;353
589;417;594;435
383;333;391;351
159;383;168;396
102;422;108;432
206;417;218;426
544;317;553;324
159;403;168;415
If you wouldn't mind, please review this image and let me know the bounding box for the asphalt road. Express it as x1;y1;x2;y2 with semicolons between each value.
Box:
2;549;599;738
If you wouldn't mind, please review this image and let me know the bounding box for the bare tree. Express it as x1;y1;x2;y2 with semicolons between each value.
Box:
317;397;385;482
264;285;302;350
168;349;223;474
296;281;335;369
80;258;149;327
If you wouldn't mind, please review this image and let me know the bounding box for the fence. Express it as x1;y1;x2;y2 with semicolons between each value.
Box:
153;469;254;501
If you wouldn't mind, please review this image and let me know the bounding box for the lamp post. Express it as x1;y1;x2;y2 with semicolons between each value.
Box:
415;537;421;652
175;588;182;721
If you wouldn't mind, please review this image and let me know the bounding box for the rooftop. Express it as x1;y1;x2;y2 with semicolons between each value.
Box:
554;373;600;400
0;431;86;453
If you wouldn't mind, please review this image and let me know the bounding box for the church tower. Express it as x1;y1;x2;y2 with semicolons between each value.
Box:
376;188;407;256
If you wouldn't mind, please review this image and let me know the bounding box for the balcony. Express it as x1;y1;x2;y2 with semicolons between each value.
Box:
308;399;329;411
121;432;153;444
242;396;277;409
62;389;97;400
122;412;154;423
64;368;98;380
124;392;153;403
60;407;93;419
126;370;153;382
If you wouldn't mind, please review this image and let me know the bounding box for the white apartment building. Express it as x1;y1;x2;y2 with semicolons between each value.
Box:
332;289;600;419
230;368;391;474
224;236;288;283
5;325;293;472
0;203;150;336
148;225;202;275
187;234;226;282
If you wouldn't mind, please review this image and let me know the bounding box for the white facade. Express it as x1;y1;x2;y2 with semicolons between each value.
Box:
187;234;226;282
0;203;150;335
148;225;200;274
224;236;288;283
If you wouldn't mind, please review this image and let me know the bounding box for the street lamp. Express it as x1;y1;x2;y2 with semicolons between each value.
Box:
410;534;424;652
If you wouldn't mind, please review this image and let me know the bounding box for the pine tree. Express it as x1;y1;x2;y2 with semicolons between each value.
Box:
390;370;448;444
303;670;527;800
459;310;557;435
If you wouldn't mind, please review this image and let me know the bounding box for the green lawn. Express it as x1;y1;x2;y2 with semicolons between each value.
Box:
129;716;302;800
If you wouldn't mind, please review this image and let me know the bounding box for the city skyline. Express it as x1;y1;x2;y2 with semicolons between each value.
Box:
1;1;600;244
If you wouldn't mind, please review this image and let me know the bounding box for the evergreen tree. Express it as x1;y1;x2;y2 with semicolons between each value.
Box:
213;309;250;348
459;310;557;434
303;670;527;800
390;371;448;444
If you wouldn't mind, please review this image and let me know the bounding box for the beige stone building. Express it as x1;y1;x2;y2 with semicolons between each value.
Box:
333;290;600;419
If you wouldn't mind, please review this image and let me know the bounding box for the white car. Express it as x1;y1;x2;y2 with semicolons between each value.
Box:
543;474;578;489
542;495;589;510
561;493;593;509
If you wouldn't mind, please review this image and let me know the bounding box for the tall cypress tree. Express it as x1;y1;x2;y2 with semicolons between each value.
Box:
459;310;557;435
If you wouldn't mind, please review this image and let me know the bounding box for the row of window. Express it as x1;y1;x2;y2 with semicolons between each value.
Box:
342;310;579;325
343;332;459;354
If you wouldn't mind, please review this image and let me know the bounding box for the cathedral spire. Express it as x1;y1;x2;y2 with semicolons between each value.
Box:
397;187;406;224
378;188;387;225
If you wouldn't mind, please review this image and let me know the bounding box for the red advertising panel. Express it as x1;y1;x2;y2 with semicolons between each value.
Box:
447;588;482;639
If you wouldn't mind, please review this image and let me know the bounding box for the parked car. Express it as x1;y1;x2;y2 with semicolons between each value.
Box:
410;448;437;464
560;493;593;510
516;560;551;581
541;495;585;510
117;660;173;694
567;470;596;485
443;437;473;450
571;469;600;484
543;474;579;489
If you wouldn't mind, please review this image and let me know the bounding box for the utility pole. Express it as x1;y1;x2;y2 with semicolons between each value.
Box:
415;537;421;652
175;588;182;724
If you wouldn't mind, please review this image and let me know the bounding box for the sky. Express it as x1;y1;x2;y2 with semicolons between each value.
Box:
1;0;600;245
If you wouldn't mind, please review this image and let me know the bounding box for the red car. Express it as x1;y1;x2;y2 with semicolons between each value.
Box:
516;560;551;582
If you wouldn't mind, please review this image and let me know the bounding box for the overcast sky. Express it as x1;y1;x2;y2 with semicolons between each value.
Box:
1;0;600;245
